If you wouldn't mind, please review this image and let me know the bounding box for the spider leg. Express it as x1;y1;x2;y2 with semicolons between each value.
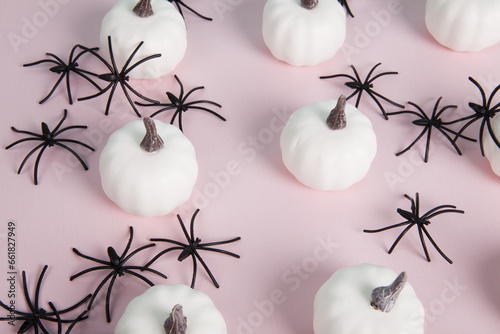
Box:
182;86;204;101
177;107;185;132
84;271;115;311
319;73;358;82
53;124;87;137
118;81;142;117
50;293;91;316
121;243;156;263
421;225;453;264
5;137;44;150
364;90;389;119
423;124;434;162
199;236;241;247
478;117;488;156
395;127;428;157
124;53;162;76
64;69;74;105
486;116;500;151
190;254;198;288
18;143;46;183
469;77;487;106
149;106;177;118
367;70;399;84
77;44;114;73
424;208;464;221
77;82;113;102
72;248;112;265
48;302;62;334
197;245;241;258
172;0;185;18
52;142;90;170
46;52;65;65
120;226;134;261
367;89;405;109
184;106;226;121
70;266;114;280
144;246;185;268
23;59;61;67
104;83;119;116
39;73;66;104
173;75;185;98
434;126;463;155
123;266;167;279
193;251;220;288
64;309;88;334
386;110;422;118
50;109;69;133
185;99;222;108
363;220;411;233
122;81;159;104
104;273;119;323
387;222;416;254
122;269;158;285
55;139;94;151
8;127;45;139
487;83;500;109
176;0;213;20
417;224;431;262
439;125;476;142
363;63;382;82
22;270;37;315
451;115;480;143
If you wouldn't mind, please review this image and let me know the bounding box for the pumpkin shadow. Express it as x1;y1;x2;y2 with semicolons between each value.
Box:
229;0;268;55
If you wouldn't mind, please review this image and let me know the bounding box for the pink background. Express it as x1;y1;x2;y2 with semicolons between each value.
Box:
1;0;500;333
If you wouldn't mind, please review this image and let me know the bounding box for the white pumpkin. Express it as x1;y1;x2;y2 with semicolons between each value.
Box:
262;0;346;66
484;115;500;176
280;96;377;190
99;117;198;217
314;264;425;334
115;284;227;334
425;0;500;52
100;0;187;79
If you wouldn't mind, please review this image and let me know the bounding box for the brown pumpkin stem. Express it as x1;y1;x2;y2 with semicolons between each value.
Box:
133;0;154;18
164;304;187;334
301;0;318;10
327;95;347;130
370;271;408;313
140;117;164;153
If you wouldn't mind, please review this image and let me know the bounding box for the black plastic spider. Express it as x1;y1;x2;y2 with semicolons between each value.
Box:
136;74;225;132
145;209;241;288
77;36;161;117
0;265;90;334
168;0;213;21
364;193;464;264
70;226;167;323
23;45;102;105
387;97;476;163
5;109;94;185
320;63;404;119
447;77;500;156
338;0;354;17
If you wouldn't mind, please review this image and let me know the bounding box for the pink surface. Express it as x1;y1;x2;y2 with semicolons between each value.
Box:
1;0;500;333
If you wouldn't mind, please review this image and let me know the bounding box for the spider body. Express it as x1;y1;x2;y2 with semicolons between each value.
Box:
364;193;464;264
137;74;225;132
320;62;404;119
146;209;241;288
77;36;161;117
5;109;94;185
0;265;90;334
168;0;213;21
23;45;101;105
70;226;167;323
448;77;500;156
387;97;476;162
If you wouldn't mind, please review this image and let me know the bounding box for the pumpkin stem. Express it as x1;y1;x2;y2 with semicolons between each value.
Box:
140;117;164;153
327;95;347;130
301;0;318;10
133;0;154;18
164;304;187;334
370;271;408;313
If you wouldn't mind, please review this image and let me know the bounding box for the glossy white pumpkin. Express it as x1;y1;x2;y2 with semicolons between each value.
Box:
100;0;187;79
280;99;377;190
99;119;197;217
262;0;346;66
425;0;500;52
115;284;227;334
314;264;425;334
484;115;500;176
